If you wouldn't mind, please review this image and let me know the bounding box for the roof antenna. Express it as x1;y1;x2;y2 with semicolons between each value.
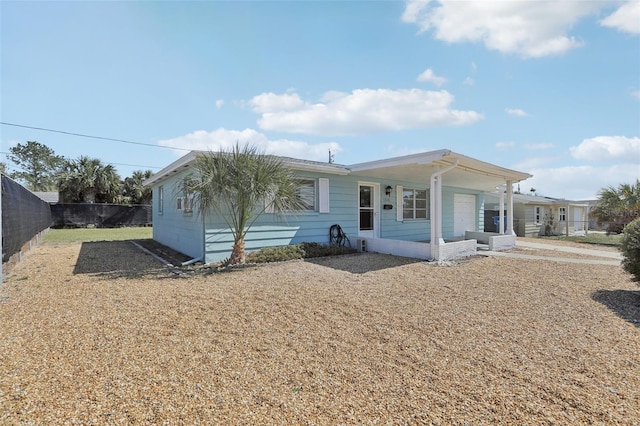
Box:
328;149;335;164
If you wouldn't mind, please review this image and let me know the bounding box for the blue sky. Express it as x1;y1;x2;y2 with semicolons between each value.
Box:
1;0;638;199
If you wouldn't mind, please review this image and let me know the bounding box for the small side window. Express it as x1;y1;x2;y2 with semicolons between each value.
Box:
534;206;541;224
158;186;164;215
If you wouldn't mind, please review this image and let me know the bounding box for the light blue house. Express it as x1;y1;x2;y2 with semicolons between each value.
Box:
144;149;532;264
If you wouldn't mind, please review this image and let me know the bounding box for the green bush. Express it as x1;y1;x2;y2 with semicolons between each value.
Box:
620;217;640;282
245;242;357;264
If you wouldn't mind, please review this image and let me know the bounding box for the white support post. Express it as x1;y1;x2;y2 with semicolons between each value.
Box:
499;190;505;235
506;180;515;236
429;161;459;260
566;202;570;237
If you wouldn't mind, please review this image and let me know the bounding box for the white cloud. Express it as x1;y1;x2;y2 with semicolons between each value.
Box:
520;163;640;200
569;136;640;163
215;99;224;109
512;155;563;170
462;77;474;86
632;90;640;100
248;89;483;136
402;0;603;57
495;141;516;150
157;128;342;162
506;108;528;117
524;143;554;150
600;1;640;34
417;68;446;86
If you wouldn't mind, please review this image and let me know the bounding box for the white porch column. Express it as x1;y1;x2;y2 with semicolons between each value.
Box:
506;180;515;236
499;190;505;235
429;161;458;260
566;202;570;237
429;174;443;258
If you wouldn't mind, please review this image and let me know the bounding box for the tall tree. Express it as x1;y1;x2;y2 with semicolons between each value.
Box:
58;156;122;203
7;141;64;191
123;170;154;204
179;144;306;265
590;180;640;234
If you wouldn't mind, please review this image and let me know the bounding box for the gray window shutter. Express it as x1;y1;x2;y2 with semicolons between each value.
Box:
318;178;330;213
396;185;403;221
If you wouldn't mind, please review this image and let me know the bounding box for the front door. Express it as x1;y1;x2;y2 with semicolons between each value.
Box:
358;183;379;238
574;207;582;232
453;193;476;238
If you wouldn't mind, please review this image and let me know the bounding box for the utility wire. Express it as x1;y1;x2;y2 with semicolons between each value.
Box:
0;151;162;170
0;121;192;152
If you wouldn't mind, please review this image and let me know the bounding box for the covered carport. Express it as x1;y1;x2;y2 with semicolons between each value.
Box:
349;149;532;260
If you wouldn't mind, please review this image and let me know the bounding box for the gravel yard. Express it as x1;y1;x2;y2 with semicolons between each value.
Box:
1;239;639;424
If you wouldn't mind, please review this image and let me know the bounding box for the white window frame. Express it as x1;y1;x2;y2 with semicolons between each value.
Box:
559;207;566;222
402;187;429;220
298;179;316;212
266;177;328;214
177;194;194;214
534;206;542;225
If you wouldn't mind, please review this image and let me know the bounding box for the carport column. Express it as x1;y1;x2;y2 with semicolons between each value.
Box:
429;173;441;259
506;180;515;236
499;190;505;235
566;202;570;237
429;160;459;260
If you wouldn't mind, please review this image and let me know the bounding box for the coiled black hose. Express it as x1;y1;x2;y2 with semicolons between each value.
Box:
329;224;351;247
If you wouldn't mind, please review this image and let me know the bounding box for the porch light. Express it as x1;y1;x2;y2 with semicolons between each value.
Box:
385;185;392;196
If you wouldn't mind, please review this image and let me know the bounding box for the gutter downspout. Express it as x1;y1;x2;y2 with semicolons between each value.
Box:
182;257;203;266
201;209;206;264
430;160;459;260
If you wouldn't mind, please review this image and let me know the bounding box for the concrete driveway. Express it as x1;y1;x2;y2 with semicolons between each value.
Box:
480;239;622;266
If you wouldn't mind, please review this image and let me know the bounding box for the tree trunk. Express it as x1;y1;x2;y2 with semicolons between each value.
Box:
83;189;96;204
229;238;246;265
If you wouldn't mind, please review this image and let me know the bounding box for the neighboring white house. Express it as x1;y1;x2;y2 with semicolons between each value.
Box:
31;191;60;204
484;193;590;237
144;149;532;263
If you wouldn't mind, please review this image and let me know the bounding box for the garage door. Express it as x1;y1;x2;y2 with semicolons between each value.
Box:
454;194;476;237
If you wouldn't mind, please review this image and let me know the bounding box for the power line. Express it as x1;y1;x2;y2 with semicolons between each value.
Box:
0;151;161;170
0;121;191;152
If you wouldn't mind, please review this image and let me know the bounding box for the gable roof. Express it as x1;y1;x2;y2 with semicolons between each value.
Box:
144;149;532;192
143;151;349;187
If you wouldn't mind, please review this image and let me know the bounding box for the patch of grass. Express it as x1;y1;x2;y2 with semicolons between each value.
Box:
245;242;357;264
542;233;622;247
43;227;153;244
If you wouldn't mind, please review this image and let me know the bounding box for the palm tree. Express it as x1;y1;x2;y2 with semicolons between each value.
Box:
179;144;306;265
590;179;640;234
123;170;154;204
58;156;122;203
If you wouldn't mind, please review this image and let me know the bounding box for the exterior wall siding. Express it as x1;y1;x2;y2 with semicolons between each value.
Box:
151;169;487;263
152;170;203;260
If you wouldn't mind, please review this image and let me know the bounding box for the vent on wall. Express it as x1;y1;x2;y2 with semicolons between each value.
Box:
356;238;367;253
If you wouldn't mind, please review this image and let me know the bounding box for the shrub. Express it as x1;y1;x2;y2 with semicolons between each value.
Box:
245;245;305;264
245;242;357;264
620;217;640;282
